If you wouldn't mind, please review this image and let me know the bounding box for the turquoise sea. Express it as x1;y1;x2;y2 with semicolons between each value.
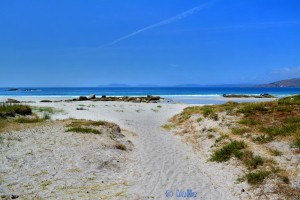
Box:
1;87;299;104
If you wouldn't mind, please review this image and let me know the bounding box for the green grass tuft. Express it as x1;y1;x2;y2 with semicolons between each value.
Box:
246;171;270;185
210;140;246;162
269;148;283;156
66;127;101;134
14;116;41;123
196;117;203;122
244;155;264;169
253;135;273;143
232;128;248;135
238;103;268;116
292;138;300;148
278;95;300;105
239;118;259;126
0;103;32;118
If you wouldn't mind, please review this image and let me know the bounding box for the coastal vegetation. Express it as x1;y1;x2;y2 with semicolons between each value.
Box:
0;103;32;118
163;95;300;198
0;104;63;133
66;126;101;134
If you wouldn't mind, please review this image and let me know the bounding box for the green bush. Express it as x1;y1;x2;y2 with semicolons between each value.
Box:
246;171;270;185
210;140;246;162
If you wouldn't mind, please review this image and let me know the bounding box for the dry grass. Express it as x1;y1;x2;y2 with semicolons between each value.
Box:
0;103;32;118
67;120;120;131
66;127;101;134
115;143;127;151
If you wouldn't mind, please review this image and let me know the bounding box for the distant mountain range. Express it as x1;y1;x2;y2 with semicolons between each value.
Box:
98;78;300;88
257;78;300;88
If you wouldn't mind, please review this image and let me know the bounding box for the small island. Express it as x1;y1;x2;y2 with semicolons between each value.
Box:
222;93;275;98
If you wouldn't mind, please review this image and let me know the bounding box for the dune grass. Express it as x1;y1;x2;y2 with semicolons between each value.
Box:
246;171;270;185
163;95;300;192
210;140;246;162
232;127;249;135
67;120;118;129
0;103;32;118
14;117;41;123
66;127;101;134
252;135;274;143
32;106;64;114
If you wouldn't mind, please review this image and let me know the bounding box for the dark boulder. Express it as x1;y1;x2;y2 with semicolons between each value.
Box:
40;100;52;103
78;96;88;101
5;88;18;91
260;93;275;98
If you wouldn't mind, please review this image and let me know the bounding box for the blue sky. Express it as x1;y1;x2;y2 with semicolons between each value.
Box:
0;0;299;87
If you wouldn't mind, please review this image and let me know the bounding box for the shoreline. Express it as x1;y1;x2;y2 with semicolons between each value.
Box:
0;96;278;105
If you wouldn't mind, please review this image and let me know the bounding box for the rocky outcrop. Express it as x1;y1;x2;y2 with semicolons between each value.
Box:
64;95;163;103
6;98;20;103
5;88;18;91
40;100;52;103
78;96;88;101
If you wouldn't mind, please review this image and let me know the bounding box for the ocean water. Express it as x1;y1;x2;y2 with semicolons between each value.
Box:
0;87;299;104
0;87;299;99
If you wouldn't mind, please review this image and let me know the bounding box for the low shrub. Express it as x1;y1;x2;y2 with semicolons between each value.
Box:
246;171;270;185
210;140;246;162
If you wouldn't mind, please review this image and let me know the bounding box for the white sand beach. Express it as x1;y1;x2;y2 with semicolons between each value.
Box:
0;98;245;199
1;97;298;199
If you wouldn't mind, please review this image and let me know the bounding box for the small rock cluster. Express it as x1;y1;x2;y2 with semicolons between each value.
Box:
4;95;164;104
65;94;163;103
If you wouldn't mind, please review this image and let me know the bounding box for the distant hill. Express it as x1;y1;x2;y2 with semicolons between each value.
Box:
98;84;132;87
97;78;300;88
258;78;300;88
135;84;160;87
175;84;255;87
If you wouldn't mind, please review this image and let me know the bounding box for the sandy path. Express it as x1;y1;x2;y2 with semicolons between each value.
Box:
26;101;237;199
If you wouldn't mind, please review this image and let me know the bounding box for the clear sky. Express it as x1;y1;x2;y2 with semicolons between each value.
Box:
0;0;299;87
